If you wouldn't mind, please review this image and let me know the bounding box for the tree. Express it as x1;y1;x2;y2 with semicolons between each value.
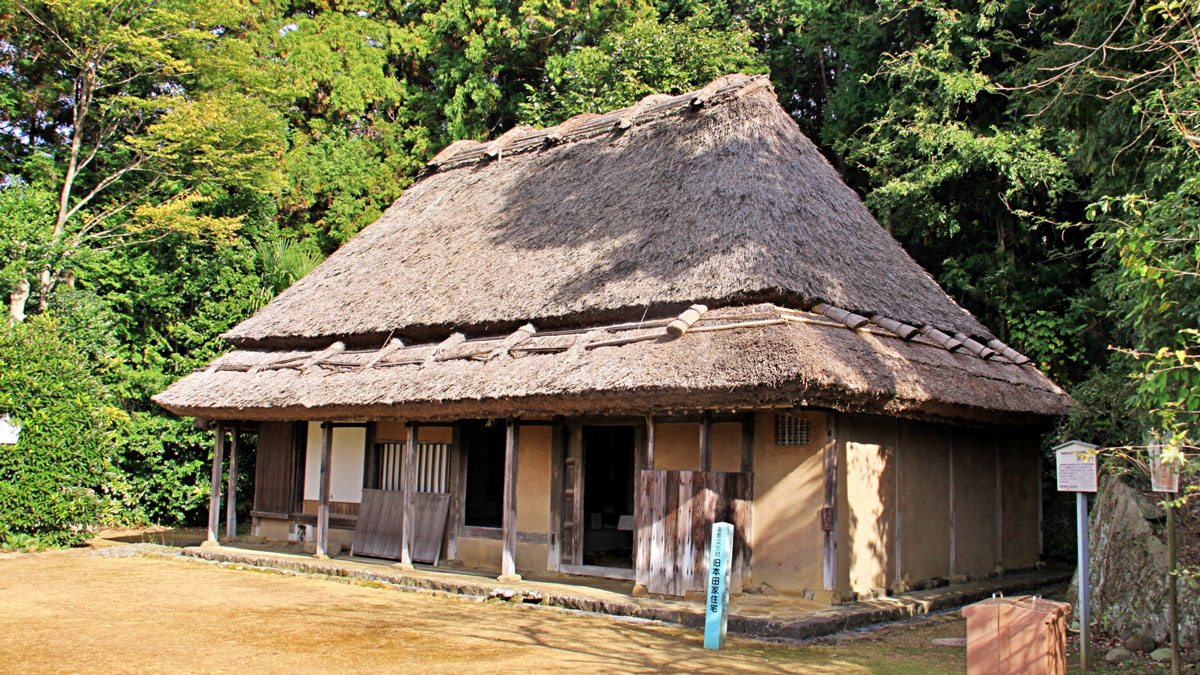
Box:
0;314;125;545
0;183;56;322
1030;0;1200;462
518;11;764;126
0;0;286;317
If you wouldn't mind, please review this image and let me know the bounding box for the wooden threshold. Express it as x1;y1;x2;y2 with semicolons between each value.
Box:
558;563;636;581
458;525;551;545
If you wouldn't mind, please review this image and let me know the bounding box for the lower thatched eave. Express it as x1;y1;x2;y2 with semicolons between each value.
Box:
154;305;1070;426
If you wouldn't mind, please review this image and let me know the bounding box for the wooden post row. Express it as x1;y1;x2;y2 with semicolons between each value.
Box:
501;419;520;578
401;423;418;565
316;422;333;557
225;426;240;539
207;423;226;544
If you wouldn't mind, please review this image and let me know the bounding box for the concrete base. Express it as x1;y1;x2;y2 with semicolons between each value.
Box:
200;540;221;548
391;562;415;571
631;584;649;597
313;553;329;560
496;574;522;583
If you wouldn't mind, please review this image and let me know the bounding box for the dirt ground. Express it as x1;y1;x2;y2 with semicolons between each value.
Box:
0;546;983;674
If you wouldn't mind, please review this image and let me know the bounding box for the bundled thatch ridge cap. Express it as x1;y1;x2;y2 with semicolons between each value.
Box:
155;303;1070;425
224;71;995;348
420;73;769;176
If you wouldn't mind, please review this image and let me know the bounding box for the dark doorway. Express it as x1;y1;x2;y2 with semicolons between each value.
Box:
582;425;636;568
462;420;506;528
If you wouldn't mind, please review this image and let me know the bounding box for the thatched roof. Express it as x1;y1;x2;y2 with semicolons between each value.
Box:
156;304;1069;425
156;73;1072;424
224;73;990;349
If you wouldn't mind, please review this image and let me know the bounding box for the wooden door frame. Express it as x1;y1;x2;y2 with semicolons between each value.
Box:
557;419;646;581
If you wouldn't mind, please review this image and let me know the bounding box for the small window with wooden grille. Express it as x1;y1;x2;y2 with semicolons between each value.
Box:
368;442;450;493
775;414;811;446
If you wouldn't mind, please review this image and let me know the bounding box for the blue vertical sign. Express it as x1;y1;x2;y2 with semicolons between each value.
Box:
704;521;734;650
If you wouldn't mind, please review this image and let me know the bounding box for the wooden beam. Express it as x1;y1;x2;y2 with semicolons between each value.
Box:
740;412;754;474
699;411;712;472
547;418;565;571
400;422;418;565
225;426;240;539
316;422;333;557
456;526;551;545
646;415;656;471
501;419;520;578
206;424;226;545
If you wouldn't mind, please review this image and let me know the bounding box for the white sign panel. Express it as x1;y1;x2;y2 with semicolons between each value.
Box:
1055;441;1098;492
1149;443;1179;493
0;415;20;445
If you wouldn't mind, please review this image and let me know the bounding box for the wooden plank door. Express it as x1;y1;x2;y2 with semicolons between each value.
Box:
634;470;753;597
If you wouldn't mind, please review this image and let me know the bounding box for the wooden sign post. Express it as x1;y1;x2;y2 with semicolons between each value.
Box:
1149;440;1181;675
1055;440;1098;673
704;522;733;650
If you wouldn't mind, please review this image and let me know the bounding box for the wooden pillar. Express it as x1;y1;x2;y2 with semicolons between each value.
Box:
316;422;333;558
400;422;419;566
894;421;903;585
699;411;712;472
500;418;520;579
547;418;565;571
948;428;956;577
822;413;839;591
205;423;226;545
446;422;463;562
646;415;656;471
995;440;1003;571
225;425;240;539
740;412;754;474
362;422;378;490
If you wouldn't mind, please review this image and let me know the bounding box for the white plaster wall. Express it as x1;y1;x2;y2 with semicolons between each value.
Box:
303;422;367;503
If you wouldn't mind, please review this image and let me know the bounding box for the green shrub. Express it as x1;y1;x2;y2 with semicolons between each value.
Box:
0;315;124;546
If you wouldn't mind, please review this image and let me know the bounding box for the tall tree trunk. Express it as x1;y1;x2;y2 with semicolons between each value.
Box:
9;279;30;324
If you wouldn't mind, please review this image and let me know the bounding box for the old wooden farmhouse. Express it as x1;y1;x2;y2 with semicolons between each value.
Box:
155;73;1071;602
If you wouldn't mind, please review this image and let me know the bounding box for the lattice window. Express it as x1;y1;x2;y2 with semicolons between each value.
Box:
373;442;450;493
775;414;811;446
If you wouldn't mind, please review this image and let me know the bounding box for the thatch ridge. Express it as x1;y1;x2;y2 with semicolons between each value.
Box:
224;73;992;349
156;304;1069;425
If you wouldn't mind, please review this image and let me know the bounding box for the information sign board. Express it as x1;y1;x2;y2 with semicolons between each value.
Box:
1055;441;1098;492
1150;442;1180;494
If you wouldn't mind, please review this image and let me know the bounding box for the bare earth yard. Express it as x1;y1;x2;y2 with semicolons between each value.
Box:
0;547;974;674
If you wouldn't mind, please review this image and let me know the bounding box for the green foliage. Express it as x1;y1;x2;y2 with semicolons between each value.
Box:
519;11;765;125
1;532;44;552
0;316;125;545
255;239;325;309
0;183;56;297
